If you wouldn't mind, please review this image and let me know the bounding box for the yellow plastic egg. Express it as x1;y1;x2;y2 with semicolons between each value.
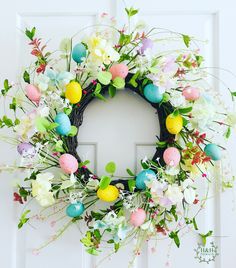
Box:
166;114;183;134
65;81;82;104
97;185;119;202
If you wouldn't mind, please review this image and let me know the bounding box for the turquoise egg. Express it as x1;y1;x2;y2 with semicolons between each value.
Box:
144;84;163;103
55;112;71;136
204;144;221;161
66;202;85;218
72;43;87;63
136;169;156;190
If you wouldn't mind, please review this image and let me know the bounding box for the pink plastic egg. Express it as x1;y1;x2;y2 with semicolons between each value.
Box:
109;63;129;80
182;86;200;101
59;153;78;174
25;84;41;103
163;147;181;167
130;208;146;227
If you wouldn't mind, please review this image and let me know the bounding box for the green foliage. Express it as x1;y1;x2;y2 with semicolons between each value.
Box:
182;34;191;47
169;231;180;247
9;97;17;112
55;140;65;152
23;70;30;84
18;210;31;229
128;179;136;192
195;55;204;66
125;7;139;17
231;91;236;98
156;141;167;148
112;77;125;89
78;160;90;168
25;27;36;41
35;117;51;133
178;106;193;114
63;107;72;115
108;85;116;98
199;231;213;246
225;127;231;139
105;161;116;174
128;72;140;88
126;168;135;177
1;79;12;96
97;71;112;85
99;176;111;190
67;125;78;137
0;115;14;128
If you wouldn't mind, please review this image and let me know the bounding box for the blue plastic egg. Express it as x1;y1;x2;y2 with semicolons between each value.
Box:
144;84;163;103
66;202;85;218
72;43;87;63
204;144;221;161
136;169;156;190
55;112;71;136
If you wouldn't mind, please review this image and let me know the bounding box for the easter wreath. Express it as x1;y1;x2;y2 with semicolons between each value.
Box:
1;7;236;264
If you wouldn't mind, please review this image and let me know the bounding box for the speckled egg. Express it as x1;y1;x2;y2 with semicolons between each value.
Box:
72;43;87;63
130;208;146;227
17;142;35;156
163;147;181;167
204;144;221;161
59;153;78;174
135;169;156;190
66;202;85;217
109;63;129;80
182;86;200;101
25;84;41;103
144;83;163;103
65;81;82;104
166;114;183;135
97;185;119;202
140;38;153;54
55;112;71;136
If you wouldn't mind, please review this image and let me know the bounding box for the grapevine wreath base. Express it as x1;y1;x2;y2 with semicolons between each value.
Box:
0;6;235;266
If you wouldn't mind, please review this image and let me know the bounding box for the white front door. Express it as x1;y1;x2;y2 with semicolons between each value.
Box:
0;0;236;267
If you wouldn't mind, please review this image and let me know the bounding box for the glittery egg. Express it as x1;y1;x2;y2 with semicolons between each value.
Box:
65;81;82;104
97;185;119;202
166;114;183;135
17;142;35;156
66;201;85;217
144;83;163;103
135;169;156;190
182;86;200;101
130;208;146;227
109;63;129;80
55;112;71;136
25;84;41;103
59;153;78;174
163;147;181;167
204;144;221;161
72;43;87;63
140;38;153;54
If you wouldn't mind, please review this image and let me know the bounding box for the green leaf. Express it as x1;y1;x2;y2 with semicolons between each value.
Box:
182;34;191;48
195;55;204;67
25;27;36;41
94;83;102;94
99;176;111;190
169;231;180;248
1;79;12;96
225;127;231;139
105;161;116;174
178;106;192;114
35;117;51;133
9;97;17;112
18;210;31;229
67;125;77;137
55;140;65;152
95;93;106;102
193;217;199;231
81;231;93;247
161;93;170;103
112;77;125;89
231;91;236;98
86;248;100;256
2;115;13;127
199;230;213;246
125;7;139;17
114;243;120;252
48;122;59;130
129;71;140;88
108;85;116;98
173;110;180;117
97;71;112;85
156;141;167;148
23;70;30;84
128;179;136;192
64;107;72;115
126;168;135;177
182;117;189;126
